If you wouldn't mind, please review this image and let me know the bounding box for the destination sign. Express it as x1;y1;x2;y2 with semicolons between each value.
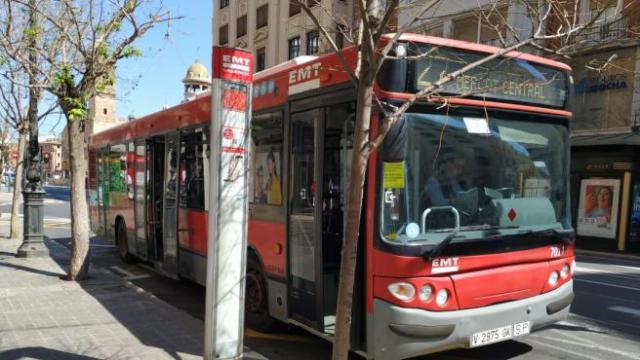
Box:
411;45;569;108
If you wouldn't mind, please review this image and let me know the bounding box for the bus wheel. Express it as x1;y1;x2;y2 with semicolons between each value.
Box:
245;257;277;332
116;220;135;264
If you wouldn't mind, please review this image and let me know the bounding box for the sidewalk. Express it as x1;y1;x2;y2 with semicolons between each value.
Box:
0;219;266;360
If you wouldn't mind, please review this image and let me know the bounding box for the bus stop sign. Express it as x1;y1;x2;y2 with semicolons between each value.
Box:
205;47;253;360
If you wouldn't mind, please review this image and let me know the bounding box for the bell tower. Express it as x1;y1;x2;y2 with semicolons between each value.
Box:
183;60;211;102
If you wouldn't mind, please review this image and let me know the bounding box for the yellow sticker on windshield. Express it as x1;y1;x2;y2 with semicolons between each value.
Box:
383;162;405;188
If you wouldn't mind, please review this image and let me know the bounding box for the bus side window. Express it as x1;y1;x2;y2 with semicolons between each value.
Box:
179;129;206;210
250;111;283;208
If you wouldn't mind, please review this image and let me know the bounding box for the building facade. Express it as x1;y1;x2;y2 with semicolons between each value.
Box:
39;136;63;182
213;0;353;71
569;0;640;253
400;1;535;47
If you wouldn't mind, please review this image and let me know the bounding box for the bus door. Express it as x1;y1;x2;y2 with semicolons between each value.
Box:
288;109;324;331
146;137;165;263
162;132;180;275
321;103;355;337
96;148;108;236
134;140;148;260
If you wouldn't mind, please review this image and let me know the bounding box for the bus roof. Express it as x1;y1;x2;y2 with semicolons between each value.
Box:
90;33;571;149
383;33;571;72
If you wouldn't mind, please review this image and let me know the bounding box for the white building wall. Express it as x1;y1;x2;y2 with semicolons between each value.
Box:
214;0;353;70
400;0;534;45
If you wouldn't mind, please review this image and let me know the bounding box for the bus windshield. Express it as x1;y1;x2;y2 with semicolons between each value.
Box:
380;112;570;246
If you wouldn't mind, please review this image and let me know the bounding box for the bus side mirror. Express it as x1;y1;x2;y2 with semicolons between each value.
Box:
382;117;407;162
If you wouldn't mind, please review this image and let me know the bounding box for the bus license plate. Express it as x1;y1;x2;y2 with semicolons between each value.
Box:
470;321;530;348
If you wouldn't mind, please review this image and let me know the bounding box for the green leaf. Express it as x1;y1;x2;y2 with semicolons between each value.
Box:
68;107;86;121
96;44;109;59
122;46;143;58
53;65;75;90
24;27;40;41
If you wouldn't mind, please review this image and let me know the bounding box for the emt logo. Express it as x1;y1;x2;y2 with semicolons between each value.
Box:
288;62;322;95
431;257;460;274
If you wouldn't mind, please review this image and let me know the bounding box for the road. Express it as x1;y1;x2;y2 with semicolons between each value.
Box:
35;186;640;359
0;184;70;220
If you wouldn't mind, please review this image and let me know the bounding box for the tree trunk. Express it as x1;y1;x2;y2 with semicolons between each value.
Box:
66;118;90;280
332;80;375;360
9;131;27;240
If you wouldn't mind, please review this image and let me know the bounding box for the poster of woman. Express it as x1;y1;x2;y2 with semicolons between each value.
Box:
577;179;620;239
251;149;282;206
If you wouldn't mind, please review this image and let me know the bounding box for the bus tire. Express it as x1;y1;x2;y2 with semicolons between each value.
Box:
116;219;136;264
245;257;278;333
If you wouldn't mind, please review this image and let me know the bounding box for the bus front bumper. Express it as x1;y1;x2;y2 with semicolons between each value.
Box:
372;280;573;360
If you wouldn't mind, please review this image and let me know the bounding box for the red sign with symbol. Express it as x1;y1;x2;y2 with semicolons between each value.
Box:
223;128;234;140
222;89;247;111
507;208;517;222
212;47;253;83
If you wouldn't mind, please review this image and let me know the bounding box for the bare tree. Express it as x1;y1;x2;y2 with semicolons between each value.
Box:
290;1;607;358
1;0;179;279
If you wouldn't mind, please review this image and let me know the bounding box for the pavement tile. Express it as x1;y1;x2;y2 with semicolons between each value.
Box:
0;233;212;360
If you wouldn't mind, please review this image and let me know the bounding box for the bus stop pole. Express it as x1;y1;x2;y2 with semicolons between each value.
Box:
204;47;254;360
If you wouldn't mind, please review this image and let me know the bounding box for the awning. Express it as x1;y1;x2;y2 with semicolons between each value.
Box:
571;132;640;147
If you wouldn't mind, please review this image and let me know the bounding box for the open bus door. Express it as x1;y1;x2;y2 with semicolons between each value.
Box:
286;100;365;348
96;148;109;237
146;137;165;263
288;109;325;331
287;103;358;338
162;132;180;276
134;140;148;260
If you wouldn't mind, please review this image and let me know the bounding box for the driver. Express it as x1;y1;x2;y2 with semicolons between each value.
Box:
424;151;468;206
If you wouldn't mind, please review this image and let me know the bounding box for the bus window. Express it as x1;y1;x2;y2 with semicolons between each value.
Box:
179;129;207;210
250;111;283;207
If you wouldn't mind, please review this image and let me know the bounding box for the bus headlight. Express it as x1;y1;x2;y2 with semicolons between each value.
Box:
419;284;433;302
436;289;449;307
548;271;559;286
388;282;415;302
560;264;570;278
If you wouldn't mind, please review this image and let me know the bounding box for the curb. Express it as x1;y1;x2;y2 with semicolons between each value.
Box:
575;249;640;262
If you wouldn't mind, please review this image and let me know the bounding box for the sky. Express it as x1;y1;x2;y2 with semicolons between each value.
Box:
40;0;213;136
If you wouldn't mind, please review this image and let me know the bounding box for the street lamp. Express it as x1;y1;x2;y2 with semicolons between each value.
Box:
16;113;48;258
16;0;49;258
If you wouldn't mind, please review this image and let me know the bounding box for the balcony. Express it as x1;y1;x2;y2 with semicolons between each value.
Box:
565;17;640;49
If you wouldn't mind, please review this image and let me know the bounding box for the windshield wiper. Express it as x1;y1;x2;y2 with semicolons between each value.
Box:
517;227;575;245
424;232;460;261
544;228;575;245
422;227;574;261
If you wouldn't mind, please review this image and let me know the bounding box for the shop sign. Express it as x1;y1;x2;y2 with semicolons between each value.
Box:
575;73;629;94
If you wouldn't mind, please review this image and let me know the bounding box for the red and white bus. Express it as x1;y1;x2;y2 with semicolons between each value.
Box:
89;34;575;359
